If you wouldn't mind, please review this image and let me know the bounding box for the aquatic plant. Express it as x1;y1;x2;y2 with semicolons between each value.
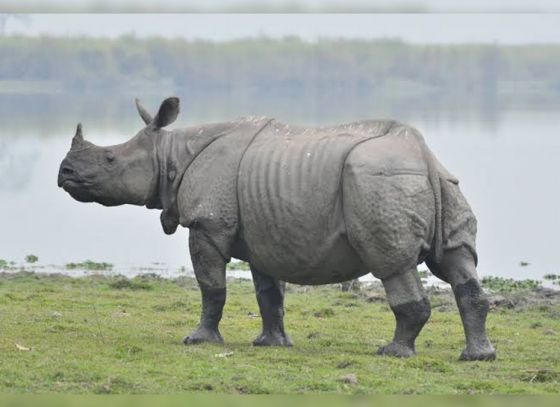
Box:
481;276;541;293
65;260;113;271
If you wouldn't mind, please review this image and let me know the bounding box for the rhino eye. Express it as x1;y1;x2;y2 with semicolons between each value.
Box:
105;151;115;163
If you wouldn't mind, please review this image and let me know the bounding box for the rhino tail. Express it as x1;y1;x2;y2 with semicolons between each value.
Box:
414;131;444;263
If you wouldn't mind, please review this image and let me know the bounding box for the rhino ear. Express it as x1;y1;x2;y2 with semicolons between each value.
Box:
135;98;153;125
153;97;180;129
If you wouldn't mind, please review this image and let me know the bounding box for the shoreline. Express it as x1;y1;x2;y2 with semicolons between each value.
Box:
1;270;559;311
1;258;559;289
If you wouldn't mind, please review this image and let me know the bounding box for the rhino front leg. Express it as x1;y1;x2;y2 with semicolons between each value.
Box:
251;267;292;347
427;247;496;361
378;268;431;357
183;231;226;345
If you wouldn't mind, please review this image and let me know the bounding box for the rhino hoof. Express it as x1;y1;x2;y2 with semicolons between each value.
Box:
377;342;415;358
183;328;224;345
459;346;496;361
253;331;293;347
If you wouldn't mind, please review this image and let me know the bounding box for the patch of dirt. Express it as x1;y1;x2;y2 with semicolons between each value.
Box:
354;282;560;311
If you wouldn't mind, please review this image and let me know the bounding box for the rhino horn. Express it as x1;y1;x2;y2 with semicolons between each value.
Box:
71;123;84;149
135;98;153;125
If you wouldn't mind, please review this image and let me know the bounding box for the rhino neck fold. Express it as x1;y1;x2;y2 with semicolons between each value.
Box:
144;121;241;234
145;136;164;211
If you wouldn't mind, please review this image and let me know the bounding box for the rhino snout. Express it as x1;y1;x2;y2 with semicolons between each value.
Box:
57;159;76;187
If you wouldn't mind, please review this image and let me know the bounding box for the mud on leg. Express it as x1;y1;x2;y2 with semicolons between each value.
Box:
427;246;496;361
184;230;226;345
378;268;431;357
251;266;292;346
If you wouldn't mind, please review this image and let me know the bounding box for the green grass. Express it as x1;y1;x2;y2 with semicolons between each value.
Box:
0;273;559;395
227;261;251;272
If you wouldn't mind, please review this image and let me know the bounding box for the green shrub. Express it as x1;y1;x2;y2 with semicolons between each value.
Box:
25;254;38;263
108;277;152;291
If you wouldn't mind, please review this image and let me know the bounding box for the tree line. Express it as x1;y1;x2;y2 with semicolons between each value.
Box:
1;35;560;96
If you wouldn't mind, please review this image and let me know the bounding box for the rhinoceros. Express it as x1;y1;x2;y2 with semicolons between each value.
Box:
57;97;496;360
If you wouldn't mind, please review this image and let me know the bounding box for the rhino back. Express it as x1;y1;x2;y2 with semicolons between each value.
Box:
345;124;457;182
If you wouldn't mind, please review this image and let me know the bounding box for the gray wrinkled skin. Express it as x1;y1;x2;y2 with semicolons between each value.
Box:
58;97;495;360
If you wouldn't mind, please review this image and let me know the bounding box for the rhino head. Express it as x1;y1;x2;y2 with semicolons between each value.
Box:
57;97;180;208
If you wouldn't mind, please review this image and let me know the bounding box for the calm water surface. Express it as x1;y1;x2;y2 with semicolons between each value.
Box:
0;93;558;281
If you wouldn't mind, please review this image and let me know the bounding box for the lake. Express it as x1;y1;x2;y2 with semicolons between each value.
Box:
0;90;558;282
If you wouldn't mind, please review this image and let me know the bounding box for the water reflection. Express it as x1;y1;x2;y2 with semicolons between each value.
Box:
0;88;509;134
0;138;39;192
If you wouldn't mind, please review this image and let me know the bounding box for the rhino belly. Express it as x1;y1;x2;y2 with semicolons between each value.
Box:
237;128;368;285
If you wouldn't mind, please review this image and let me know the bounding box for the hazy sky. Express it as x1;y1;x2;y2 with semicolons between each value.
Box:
4;14;560;44
3;1;560;12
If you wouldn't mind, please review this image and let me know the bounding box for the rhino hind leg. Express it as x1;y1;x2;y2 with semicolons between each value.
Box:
250;267;292;347
378;268;431;358
427;247;496;361
183;231;226;345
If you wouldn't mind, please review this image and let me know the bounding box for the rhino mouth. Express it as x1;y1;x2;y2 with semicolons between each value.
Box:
60;179;91;188
57;168;92;188
62;182;95;203
60;176;90;189
58;172;95;202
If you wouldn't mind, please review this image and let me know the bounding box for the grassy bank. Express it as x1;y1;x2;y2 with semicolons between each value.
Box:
0;272;559;395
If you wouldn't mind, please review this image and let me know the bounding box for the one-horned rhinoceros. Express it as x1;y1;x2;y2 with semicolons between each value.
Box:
57;97;496;360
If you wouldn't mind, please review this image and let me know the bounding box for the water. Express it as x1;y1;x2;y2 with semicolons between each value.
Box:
1;91;558;282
